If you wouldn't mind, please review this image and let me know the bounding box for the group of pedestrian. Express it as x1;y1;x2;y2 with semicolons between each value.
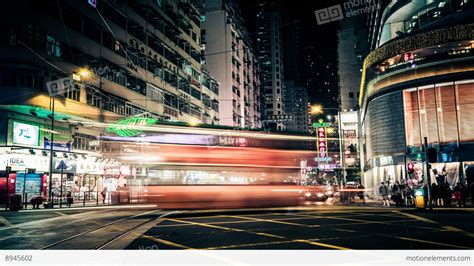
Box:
378;166;474;208
379;180;413;207
431;183;453;207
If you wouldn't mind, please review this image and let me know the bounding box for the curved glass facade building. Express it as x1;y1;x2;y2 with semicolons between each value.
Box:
359;0;474;194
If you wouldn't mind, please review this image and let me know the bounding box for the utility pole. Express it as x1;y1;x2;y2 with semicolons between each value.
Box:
5;166;11;210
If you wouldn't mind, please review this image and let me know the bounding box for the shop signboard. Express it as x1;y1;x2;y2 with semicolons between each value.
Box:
43;140;71;152
317;164;338;171
0;154;49;172
52;158;76;174
12;121;40;147
76;159;105;175
43;126;73;152
317;127;328;158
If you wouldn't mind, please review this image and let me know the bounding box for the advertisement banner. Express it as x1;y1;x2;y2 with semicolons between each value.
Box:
15;173;43;201
43;126;73;152
12;121;40;147
0;154;49;172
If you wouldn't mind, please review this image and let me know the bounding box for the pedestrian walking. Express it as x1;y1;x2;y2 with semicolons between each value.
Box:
405;185;414;206
431;183;439;207
435;167;447;186
392;181;402;207
66;191;73;207
379;182;390;207
442;183;452;207
358;184;365;203
101;187;107;204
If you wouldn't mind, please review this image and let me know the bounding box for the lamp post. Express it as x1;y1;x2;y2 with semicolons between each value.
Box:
47;68;92;208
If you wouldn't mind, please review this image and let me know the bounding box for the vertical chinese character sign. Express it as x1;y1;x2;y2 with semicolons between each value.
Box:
317;127;327;158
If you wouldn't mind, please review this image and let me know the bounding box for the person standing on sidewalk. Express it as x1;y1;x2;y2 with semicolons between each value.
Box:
443;183;452;207
101;187;107;204
454;183;463;207
66;191;73;207
392;181;402;207
379;182;390;207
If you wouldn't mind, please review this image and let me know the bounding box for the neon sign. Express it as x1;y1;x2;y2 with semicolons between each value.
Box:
107;117;158;137
317;127;328;158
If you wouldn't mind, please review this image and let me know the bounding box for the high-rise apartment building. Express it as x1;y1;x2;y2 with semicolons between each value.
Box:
202;0;261;128
283;81;309;133
337;16;369;111
0;0;220;126
256;8;286;131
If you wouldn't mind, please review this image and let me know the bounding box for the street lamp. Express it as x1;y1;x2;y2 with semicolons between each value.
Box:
310;104;323;115
77;68;92;80
188;118;200;127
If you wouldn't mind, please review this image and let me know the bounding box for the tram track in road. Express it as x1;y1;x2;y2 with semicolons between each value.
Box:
40;209;182;250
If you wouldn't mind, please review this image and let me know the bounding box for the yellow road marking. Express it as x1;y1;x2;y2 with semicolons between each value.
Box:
441;226;474;238
253;232;286;239
294;239;351;250
164;218;349;249
333;228;356;233
207;240;296;250
291;213;398;225
165;218;246;232
224;215;319;228
397;236;471;249
142;234;193;249
393;211;437;224
0;217;13;227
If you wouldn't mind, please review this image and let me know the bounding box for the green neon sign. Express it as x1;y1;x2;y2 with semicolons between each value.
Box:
107;117;158;137
312;122;331;128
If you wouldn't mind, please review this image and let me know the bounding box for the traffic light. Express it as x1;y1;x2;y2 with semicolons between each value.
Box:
407;163;415;174
427;148;437;163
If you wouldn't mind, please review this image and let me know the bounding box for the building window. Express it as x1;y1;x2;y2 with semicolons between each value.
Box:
266;103;273;109
349;92;354;98
46;35;61;57
66;84;81;101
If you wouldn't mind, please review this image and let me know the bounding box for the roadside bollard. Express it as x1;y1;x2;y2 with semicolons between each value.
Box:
414;189;425;209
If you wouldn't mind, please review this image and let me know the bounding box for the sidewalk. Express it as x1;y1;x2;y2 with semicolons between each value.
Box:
337;196;474;210
0;199;149;212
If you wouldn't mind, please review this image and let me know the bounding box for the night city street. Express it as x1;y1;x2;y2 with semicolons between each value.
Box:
0;205;473;250
0;0;474;264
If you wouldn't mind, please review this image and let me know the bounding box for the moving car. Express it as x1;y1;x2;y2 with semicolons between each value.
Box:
303;187;329;201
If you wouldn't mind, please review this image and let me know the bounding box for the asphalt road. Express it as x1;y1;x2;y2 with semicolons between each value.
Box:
0;205;473;250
